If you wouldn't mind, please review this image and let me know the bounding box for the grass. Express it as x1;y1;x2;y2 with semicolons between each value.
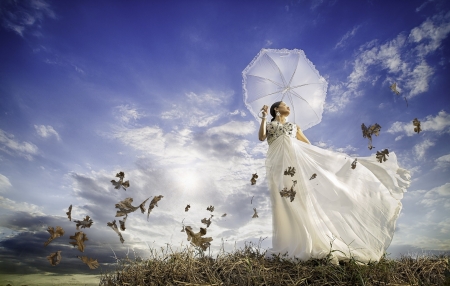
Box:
99;238;450;286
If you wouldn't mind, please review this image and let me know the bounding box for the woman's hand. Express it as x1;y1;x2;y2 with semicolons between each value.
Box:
261;105;268;117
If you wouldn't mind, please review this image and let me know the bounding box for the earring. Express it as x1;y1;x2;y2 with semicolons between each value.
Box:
276;111;281;117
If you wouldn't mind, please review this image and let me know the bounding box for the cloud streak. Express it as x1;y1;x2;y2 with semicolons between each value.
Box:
326;12;450;112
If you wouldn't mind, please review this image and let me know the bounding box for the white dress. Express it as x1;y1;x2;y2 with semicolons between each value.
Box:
263;120;411;264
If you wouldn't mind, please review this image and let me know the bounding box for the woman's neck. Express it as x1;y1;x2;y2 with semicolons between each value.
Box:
276;116;287;124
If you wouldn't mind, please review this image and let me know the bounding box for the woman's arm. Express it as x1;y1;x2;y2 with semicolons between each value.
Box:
296;126;311;144
259;105;268;141
259;118;267;141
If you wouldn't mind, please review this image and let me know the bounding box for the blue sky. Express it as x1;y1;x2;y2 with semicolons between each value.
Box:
1;0;450;279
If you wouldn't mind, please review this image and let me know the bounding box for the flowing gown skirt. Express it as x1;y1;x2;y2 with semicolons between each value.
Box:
263;134;411;263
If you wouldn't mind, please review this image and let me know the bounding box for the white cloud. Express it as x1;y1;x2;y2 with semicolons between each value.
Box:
115;104;145;124
0;0;55;37
409;12;450;57
435;154;450;170
326;12;450;112
387;110;450;136
334;25;362;49
110;126;165;156
413;139;435;160
206;121;255;137
34;125;61;141
0;196;43;215
0;174;12;193
0;129;39;160
161;90;233;128
419;182;450;207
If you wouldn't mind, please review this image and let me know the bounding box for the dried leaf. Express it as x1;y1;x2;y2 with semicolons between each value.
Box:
280;180;297;202
107;220;124;244
252;208;258;218
413;118;422;134
115;197;149;217
250;196;254;204
309;173;317;180
111;171;130;191
376;149;389;163
147;195;164;221
362;123;381;150
284;167;296;177
66;205;72;221
221;213;226;217
44;226;65;247
390;83;400;95
250;173;258;185
351;158;358;169
77;255;99;269
206;205;214;212
69;231;88;252
73;215;93;230
47;251;62;266
185;204;190;212
201;214;214;228
184;226;213;251
119;215;127;231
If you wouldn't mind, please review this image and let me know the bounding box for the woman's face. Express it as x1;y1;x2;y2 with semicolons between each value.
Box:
276;101;290;116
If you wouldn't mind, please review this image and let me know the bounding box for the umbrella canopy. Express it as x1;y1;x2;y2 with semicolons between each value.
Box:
242;48;328;131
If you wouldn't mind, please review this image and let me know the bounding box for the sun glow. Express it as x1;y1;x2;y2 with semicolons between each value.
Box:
176;169;199;191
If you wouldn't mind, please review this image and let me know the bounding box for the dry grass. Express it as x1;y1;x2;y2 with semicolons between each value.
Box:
99;238;450;286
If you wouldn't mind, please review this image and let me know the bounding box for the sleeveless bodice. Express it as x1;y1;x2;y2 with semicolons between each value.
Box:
266;121;297;145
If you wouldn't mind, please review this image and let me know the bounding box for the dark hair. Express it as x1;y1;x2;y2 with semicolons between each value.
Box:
270;101;282;122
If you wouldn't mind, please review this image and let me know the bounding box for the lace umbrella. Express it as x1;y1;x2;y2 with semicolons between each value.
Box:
242;48;328;131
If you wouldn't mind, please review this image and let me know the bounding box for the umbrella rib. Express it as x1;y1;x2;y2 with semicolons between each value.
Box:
289;83;322;90
289;90;320;120
247;90;282;104
265;53;288;87
246;74;284;88
287;53;300;88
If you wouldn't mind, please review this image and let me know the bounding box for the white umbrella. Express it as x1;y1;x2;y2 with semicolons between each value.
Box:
242;48;328;130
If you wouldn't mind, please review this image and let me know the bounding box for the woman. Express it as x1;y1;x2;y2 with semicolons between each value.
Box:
259;101;410;264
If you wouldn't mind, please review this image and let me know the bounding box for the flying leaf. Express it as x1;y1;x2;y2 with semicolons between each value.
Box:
66;205;72;221
184;226;213;251
69;231;88;252
111;171;130;191
185;204;190;212
74;215;93;230
221;213;226;217
413;118;422;134
44;226;65;247
201;214;214;228
376;149;389;163
47;251;62;266
284;167;296;177
280;180;297;202
250;173;258;185
390;83;400;95
106;220;124;244
351;158;358;169
147;195;164;221
119;215;127;231
309;173;317;180
252;208;258;218
250;196;254;204
362;123;381;150
115;197;149;217
77;255;99;269
206;205;214;212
